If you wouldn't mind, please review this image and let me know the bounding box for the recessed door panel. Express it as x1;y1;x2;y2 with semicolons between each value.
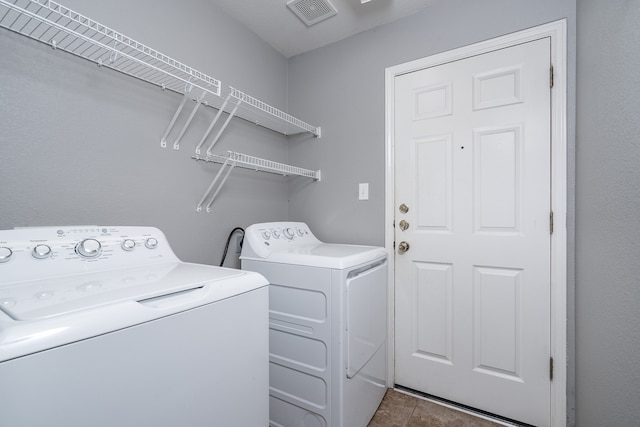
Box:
473;66;524;110
413;82;453;121
414;135;453;231
413;262;453;364
473;266;522;381
474;125;522;233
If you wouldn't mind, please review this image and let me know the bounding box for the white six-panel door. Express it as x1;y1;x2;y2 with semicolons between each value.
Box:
394;38;552;426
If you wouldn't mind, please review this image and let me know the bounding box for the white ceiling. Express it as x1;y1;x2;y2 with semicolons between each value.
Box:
212;0;443;58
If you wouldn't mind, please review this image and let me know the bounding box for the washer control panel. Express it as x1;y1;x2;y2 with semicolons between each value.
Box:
0;226;179;285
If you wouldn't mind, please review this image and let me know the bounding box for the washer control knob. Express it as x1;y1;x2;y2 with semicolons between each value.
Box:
261;231;271;240
296;228;305;236
145;238;158;249
0;247;13;263
284;228;295;240
76;239;102;258
121;239;136;251
272;230;281;239
32;244;52;259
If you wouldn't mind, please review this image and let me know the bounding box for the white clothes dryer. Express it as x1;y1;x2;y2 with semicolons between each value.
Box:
0;226;268;427
241;221;388;427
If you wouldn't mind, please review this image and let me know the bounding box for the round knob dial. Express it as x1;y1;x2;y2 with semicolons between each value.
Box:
0;247;13;263
272;230;281;239
261;231;271;240
76;238;102;258
296;228;305;236
121;239;136;251
145;238;158;249
32;244;52;259
283;228;295;240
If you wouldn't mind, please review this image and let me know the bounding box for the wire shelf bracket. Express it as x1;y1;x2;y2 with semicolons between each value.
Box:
204;97;243;156
194;93;232;155
196;157;237;213
166;89;210;151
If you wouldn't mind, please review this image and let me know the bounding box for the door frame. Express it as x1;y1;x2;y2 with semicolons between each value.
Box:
384;20;567;426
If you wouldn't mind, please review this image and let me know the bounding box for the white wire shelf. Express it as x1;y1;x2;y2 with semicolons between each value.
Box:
229;87;321;137
0;0;221;104
193;151;321;180
193;151;320;212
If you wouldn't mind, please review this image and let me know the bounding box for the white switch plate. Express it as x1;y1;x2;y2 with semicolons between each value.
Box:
359;183;369;200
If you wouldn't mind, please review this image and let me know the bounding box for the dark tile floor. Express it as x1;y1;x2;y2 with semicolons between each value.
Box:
368;389;507;427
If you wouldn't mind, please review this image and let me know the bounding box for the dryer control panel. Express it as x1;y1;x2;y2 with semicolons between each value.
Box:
241;222;387;269
254;222;314;243
241;222;320;259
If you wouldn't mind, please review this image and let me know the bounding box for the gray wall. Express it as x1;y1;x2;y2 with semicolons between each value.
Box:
286;0;579;424
0;0;291;267
575;0;640;425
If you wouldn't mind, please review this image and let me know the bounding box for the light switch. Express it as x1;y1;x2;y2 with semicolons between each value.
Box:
359;183;369;200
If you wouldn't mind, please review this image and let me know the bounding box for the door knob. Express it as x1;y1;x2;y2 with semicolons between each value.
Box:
399;220;409;231
399;203;409;214
397;241;410;254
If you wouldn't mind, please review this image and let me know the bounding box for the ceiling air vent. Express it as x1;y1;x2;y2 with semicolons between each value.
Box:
287;0;338;27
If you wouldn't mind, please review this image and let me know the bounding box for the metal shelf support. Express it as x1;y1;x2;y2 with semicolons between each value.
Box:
205;98;243;156
160;90;191;148
195;94;232;155
196;157;237;213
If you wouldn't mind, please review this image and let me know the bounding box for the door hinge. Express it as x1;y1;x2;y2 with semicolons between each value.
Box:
549;65;554;88
549;357;554;381
549;211;554;235
393;241;396;249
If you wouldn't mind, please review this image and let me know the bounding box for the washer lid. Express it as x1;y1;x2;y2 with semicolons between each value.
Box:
0;262;251;321
248;243;387;269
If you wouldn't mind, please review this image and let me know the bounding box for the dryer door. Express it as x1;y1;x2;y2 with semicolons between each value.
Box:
346;259;387;378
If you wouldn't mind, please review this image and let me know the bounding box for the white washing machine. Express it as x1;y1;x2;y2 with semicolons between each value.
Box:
241;221;388;427
0;225;268;427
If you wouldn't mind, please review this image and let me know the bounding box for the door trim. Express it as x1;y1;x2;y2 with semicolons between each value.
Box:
384;20;567;426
